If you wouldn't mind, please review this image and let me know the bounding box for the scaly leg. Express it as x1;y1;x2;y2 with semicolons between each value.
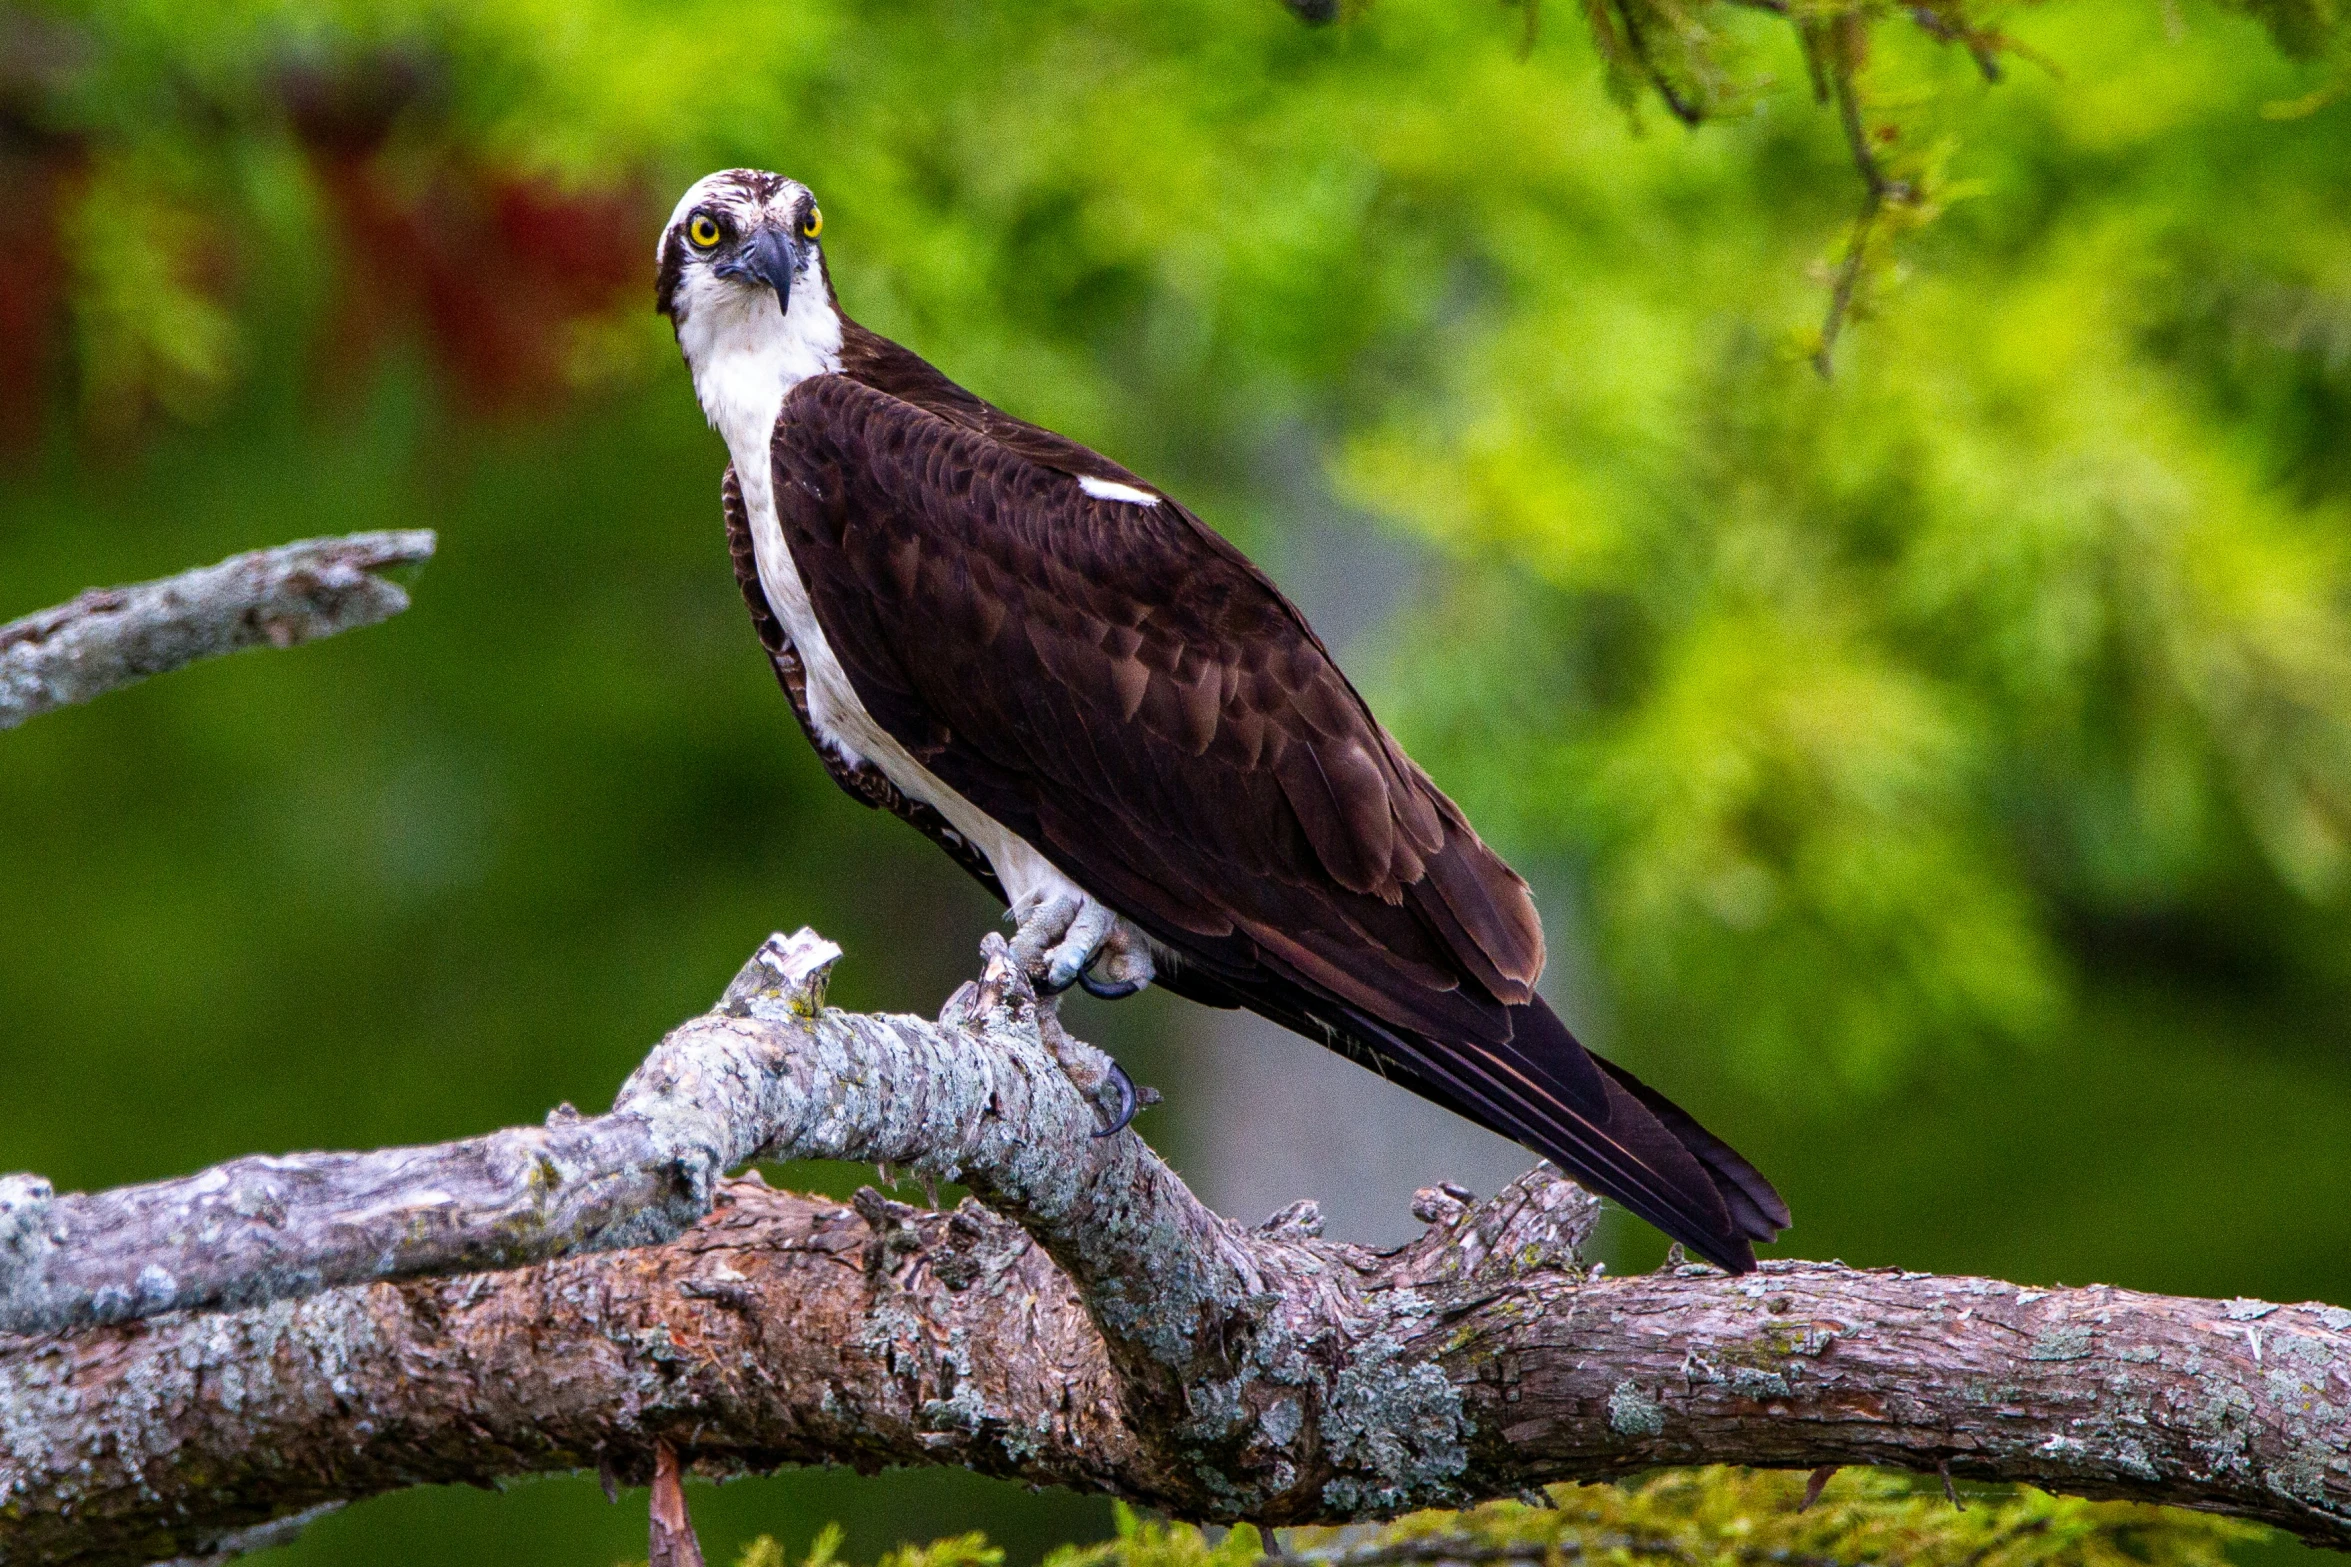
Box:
1008;889;1156;999
1006;892;1154;1137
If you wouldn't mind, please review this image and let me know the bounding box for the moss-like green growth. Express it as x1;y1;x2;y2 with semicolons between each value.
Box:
627;1470;2267;1567
1305;1470;2267;1567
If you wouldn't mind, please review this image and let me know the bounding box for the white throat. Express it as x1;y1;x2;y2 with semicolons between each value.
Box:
675;268;843;491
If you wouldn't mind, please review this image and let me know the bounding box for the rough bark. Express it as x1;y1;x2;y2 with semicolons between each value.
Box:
0;531;434;730
3;934;2348;1567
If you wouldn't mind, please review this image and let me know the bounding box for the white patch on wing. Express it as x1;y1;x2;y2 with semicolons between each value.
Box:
1077;475;1160;506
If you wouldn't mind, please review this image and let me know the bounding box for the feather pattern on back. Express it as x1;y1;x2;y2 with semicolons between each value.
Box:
740;326;1786;1271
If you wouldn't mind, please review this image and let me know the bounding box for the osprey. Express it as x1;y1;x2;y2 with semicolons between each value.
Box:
658;169;1788;1272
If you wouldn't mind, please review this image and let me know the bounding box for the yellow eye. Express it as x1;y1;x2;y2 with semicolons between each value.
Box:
801;207;823;239
687;213;723;249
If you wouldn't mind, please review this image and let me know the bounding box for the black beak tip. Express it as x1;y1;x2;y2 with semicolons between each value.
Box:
746;228;798;309
717;226;798;310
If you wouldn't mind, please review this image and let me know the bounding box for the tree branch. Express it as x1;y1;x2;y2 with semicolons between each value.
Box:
0;531;435;730
0;930;858;1338
3;931;2348;1567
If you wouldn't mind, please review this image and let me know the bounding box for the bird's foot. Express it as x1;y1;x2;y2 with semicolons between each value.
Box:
987;908;1161;1137
1028;991;1159;1137
1007;890;1156;999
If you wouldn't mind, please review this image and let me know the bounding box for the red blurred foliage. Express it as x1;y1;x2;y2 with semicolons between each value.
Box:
0;9;89;453
283;55;651;413
0;47;651;454
308;156;650;411
0;147;73;452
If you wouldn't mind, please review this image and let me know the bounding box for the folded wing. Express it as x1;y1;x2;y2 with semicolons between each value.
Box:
761;370;1786;1269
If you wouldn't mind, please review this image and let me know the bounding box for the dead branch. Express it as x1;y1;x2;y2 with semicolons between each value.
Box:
3;932;2348;1567
0;531;435;730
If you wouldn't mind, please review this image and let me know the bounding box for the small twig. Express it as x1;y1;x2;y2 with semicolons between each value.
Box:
0;531;436;730
1813;190;1881;377
1799;1466;1840;1511
1906;6;2003;82
650;1443;707;1567
1813;46;1910;377
1796;18;1832;104
1615;1;1706;125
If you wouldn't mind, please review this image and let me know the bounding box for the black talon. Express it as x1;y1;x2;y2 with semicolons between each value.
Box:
1078;968;1147;1001
1034;964;1079;997
1091;1060;1139;1138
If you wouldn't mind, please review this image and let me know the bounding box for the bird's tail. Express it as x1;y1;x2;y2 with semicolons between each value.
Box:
1339;995;1787;1273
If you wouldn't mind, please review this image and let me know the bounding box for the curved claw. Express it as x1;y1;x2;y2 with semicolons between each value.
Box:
1078;968;1147;1001
1076;922;1155;1001
1090;1060;1139;1138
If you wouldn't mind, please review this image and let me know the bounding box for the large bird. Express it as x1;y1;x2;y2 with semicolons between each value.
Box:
658;169;1788;1272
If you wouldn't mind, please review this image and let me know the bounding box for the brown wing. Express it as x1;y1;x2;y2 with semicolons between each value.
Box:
770;372;1548;1042
837;320;1166;497
761;368;1786;1269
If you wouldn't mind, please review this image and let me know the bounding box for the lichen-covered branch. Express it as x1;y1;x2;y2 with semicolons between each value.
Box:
3;932;2349;1567
0;531;435;730
0;931;858;1338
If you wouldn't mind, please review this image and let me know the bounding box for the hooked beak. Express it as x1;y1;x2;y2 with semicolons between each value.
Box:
719;224;799;311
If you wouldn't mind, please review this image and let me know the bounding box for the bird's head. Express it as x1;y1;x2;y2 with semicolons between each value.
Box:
656;169;828;324
657;169;844;445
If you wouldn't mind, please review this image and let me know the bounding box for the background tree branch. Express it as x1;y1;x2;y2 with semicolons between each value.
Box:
4;931;2347;1567
0;532;436;730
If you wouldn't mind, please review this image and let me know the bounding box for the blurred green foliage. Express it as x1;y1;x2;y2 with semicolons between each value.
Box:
3;0;2350;1563
13;0;2351;1093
